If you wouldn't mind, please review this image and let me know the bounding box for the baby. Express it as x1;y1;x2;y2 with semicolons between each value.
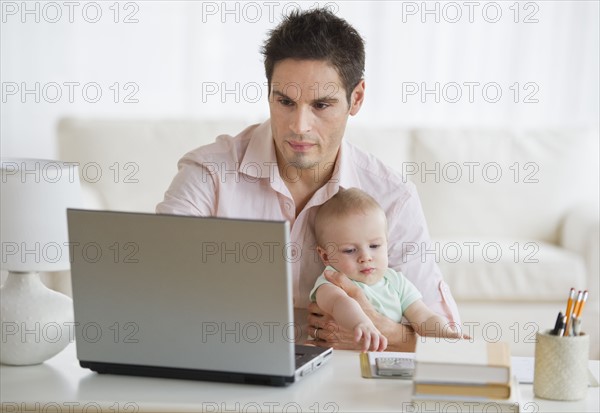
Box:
310;187;461;352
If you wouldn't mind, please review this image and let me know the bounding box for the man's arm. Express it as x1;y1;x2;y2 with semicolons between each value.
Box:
314;283;387;352
307;271;417;351
156;158;216;216
386;183;462;325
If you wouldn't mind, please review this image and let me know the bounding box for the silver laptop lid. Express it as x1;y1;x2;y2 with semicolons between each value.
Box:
68;209;296;377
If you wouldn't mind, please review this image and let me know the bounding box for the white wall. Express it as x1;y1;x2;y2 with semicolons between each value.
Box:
2;0;599;159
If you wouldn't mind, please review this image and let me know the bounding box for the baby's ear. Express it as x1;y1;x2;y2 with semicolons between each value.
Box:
316;246;329;264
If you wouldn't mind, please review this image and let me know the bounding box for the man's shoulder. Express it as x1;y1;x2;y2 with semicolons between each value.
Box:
345;141;409;183
343;140;416;203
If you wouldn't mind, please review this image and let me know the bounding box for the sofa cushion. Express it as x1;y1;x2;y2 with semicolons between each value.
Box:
344;125;412;168
412;129;599;243
436;238;587;301
57;118;414;212
57;118;248;212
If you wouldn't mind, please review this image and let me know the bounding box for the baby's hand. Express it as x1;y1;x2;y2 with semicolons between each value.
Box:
353;322;388;352
443;323;470;340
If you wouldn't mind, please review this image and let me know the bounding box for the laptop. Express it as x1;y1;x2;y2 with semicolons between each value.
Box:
67;209;332;386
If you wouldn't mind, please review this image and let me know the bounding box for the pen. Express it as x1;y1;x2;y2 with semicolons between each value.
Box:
563;288;576;336
552;311;563;335
557;315;566;337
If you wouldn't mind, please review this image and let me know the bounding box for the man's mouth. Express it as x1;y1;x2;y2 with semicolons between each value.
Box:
287;141;317;152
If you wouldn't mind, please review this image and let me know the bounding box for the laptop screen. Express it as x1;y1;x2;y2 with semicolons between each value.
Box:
68;209;298;378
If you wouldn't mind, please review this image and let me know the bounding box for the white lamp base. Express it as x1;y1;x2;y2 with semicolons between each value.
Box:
1;271;74;365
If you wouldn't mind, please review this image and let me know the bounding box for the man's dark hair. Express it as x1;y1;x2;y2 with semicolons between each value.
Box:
261;8;365;105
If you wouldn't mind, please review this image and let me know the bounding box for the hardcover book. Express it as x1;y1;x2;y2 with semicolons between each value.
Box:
411;377;520;413
414;339;511;384
414;381;511;399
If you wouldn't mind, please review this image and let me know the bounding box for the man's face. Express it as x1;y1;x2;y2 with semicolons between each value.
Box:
317;210;389;286
268;59;364;173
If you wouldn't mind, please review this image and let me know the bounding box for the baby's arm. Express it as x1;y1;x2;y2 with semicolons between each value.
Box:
315;283;388;352
403;299;463;339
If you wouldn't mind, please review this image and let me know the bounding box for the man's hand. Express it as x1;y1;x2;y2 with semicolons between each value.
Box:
306;270;417;351
306;301;359;349
324;270;374;309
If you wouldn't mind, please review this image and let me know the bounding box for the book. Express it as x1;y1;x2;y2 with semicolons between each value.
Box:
414;339;511;384
411;376;520;413
414;381;511;399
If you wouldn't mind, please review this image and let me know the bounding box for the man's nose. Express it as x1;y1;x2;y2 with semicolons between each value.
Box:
289;106;312;135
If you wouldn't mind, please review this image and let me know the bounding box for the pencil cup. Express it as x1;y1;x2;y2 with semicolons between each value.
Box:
533;330;589;401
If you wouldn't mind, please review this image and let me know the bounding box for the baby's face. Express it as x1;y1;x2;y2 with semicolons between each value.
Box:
317;210;388;286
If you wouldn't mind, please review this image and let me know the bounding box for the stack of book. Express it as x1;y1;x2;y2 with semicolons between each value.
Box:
411;339;520;413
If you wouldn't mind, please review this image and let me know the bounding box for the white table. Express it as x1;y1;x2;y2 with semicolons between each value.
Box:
1;344;599;412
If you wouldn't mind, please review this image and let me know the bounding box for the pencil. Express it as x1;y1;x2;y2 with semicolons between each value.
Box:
572;290;584;316
563;288;576;336
575;290;588;318
572;316;582;336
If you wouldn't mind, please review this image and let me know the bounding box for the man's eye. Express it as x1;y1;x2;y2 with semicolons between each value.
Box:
314;102;330;110
278;98;294;107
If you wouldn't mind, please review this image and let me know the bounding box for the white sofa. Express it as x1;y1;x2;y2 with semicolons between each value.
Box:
56;118;600;358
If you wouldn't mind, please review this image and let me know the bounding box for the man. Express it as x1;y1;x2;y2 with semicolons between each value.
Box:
156;8;461;351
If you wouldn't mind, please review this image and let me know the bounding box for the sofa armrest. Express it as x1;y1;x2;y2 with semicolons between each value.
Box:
560;204;599;297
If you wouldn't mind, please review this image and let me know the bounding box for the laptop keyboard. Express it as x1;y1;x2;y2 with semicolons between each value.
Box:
295;351;320;367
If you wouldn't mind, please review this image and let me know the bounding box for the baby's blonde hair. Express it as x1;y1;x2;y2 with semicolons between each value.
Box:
314;187;387;246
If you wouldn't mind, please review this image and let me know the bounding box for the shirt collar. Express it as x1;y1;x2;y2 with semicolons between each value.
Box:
335;139;363;190
289;138;365;211
239;119;276;179
240;119;363;190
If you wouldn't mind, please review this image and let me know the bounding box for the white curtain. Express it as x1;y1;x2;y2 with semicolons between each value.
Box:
1;0;598;159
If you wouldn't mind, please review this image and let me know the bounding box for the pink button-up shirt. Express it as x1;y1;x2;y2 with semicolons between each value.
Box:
156;120;461;324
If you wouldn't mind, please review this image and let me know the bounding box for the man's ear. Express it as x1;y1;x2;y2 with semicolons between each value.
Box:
316;245;329;264
349;79;365;116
